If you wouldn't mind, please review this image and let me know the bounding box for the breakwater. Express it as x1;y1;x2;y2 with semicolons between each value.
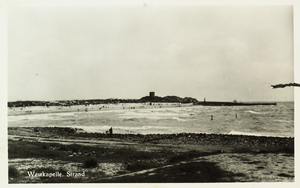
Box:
196;101;276;106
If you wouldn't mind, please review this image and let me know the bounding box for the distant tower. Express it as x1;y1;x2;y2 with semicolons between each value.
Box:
149;92;155;97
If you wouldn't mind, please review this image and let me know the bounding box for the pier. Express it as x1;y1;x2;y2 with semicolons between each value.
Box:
196;101;276;106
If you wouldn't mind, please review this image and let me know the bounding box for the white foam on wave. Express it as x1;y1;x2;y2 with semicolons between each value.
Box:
171;117;187;121
273;119;294;123
227;130;291;137
119;110;190;120
77;125;169;133
8;114;51;121
245;110;269;114
228;131;263;136
8;112;77;122
116;126;169;130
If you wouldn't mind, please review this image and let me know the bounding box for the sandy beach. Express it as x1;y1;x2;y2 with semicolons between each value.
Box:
8;124;294;183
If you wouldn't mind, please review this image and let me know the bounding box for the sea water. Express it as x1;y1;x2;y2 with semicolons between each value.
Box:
110;102;294;137
8;102;294;137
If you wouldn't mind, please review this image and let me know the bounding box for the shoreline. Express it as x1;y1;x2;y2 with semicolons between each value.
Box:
8;125;294;138
8;127;294;152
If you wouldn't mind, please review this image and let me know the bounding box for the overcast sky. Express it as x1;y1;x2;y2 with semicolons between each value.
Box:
8;5;294;102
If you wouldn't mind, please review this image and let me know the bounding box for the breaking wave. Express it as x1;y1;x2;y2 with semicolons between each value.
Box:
245;110;269;114
228;131;263;136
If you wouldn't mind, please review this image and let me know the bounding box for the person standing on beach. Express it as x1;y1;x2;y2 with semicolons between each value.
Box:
109;127;113;137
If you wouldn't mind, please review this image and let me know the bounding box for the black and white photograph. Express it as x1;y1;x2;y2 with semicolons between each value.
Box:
2;0;298;185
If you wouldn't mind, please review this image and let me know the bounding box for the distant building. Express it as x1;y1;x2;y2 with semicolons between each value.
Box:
149;92;155;97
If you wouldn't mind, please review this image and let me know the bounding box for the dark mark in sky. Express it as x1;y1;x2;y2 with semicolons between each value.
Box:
271;83;300;89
